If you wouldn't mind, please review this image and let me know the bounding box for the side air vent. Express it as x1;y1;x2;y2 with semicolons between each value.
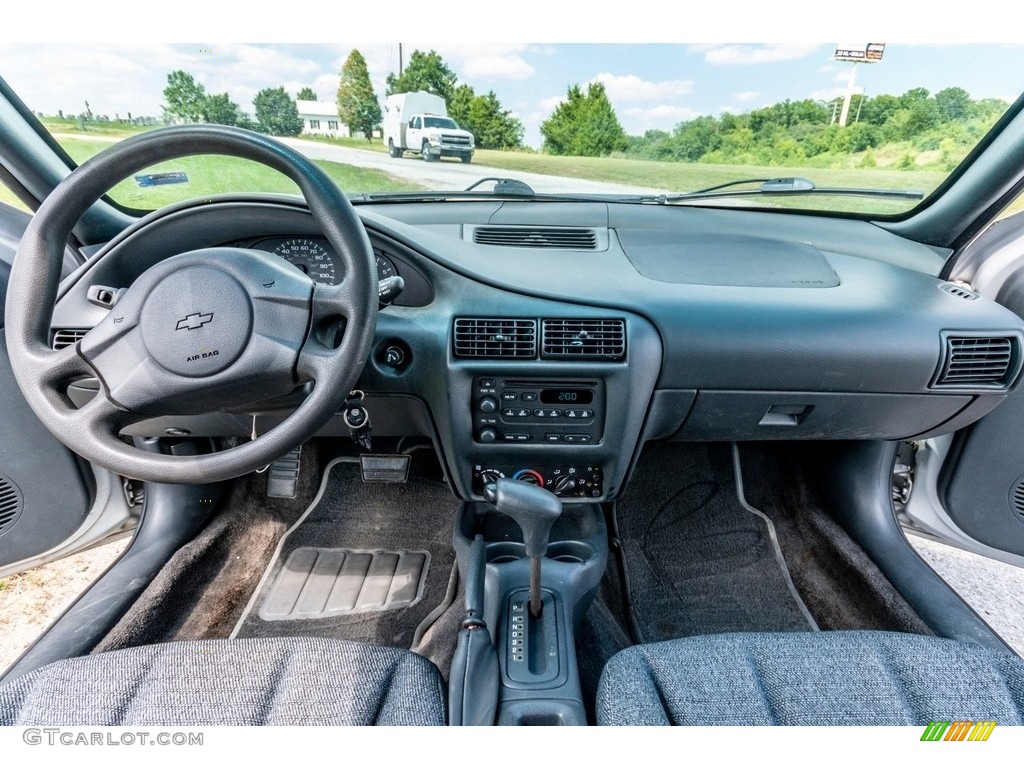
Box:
541;318;626;360
52;328;89;350
473;227;599;250
453;318;537;359
933;335;1018;388
940;282;979;300
0;475;23;537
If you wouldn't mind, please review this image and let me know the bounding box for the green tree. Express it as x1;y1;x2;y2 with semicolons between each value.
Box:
253;87;303;136
201;92;242;127
446;84;523;150
540;83;628;156
336;49;382;140
385;49;457;104
466;90;523;149
448;84;476;129
934;87;971;122
296;87;318;101
163;70;206;123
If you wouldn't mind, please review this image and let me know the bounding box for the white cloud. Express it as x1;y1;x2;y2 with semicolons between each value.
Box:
397;43;536;83
591;73;695;102
809;87;848;101
733;91;760;101
539;95;565;111
463;55;534;81
623;105;698;122
703;44;823;65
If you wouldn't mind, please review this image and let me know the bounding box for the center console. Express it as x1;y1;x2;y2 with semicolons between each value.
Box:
452;498;607;726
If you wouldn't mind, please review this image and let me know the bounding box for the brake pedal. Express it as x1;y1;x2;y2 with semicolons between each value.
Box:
266;446;302;498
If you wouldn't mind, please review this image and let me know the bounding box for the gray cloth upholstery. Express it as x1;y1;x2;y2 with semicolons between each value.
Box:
0;637;446;726
597;631;1024;725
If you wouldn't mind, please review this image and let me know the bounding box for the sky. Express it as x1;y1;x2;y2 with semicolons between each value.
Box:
2;5;1024;148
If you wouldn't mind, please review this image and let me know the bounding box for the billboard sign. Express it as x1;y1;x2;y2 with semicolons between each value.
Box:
834;43;885;63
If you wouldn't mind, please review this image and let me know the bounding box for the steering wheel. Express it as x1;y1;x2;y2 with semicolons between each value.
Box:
4;125;379;484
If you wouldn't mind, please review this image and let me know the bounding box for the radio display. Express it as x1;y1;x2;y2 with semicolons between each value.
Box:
540;388;594;405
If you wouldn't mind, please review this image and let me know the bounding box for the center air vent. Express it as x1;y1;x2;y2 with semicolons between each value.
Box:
52;328;89;350
0;475;23;537
453;318;537;359
542;319;626;360
933;335;1018;388
473;227;599;249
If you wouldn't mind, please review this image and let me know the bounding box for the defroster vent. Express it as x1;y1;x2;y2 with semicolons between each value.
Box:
453;318;537;359
473;227;599;249
542;318;625;360
933;335;1018;388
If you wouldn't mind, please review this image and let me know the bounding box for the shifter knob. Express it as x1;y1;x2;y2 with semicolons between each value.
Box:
484;478;562;558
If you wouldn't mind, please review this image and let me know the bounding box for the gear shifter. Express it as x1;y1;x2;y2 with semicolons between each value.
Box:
484;478;562;618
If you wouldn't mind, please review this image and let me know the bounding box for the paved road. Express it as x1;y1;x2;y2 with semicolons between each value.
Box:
278;137;667;196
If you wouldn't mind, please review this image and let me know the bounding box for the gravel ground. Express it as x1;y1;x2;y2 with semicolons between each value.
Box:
0;538;128;673
907;533;1024;655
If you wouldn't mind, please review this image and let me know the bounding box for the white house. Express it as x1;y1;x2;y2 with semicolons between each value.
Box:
295;100;347;138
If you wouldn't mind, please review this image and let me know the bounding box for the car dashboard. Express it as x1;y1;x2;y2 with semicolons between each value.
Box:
48;194;1024;503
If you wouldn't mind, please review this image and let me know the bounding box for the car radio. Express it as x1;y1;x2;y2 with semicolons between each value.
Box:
472;377;605;445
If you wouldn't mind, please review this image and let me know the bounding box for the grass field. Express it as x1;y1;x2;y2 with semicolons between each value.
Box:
0;127;422;213
1;121;1020;218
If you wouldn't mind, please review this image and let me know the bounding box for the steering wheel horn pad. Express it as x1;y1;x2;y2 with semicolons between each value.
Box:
139;265;253;377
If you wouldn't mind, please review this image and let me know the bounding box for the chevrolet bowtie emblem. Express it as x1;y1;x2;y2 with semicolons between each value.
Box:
176;312;214;331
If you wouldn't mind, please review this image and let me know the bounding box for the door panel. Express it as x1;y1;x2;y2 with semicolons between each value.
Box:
935;210;1024;557
0;200;114;573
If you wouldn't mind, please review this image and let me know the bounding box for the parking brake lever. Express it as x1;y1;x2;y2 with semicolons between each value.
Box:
484;478;562;618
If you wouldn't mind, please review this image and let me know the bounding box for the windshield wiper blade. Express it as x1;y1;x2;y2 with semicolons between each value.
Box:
656;176;925;203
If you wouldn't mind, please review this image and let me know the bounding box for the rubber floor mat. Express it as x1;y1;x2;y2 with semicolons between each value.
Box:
616;443;813;642
234;457;459;648
259;548;430;620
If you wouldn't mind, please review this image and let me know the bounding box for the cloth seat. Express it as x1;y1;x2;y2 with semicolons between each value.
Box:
0;636;446;726
596;630;1024;726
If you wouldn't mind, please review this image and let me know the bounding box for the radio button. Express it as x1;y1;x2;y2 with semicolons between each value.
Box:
521;392;538;401
545;434;562;442
502;391;518;401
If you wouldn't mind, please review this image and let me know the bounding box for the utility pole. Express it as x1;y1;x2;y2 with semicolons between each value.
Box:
399;43;403;76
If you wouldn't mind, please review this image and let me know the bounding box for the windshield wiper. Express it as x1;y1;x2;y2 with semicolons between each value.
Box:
653;176;925;203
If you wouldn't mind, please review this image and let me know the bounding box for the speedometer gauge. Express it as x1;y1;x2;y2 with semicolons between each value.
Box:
272;238;338;284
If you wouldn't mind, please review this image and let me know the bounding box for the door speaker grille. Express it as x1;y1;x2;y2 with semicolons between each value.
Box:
1011;475;1024;521
0;475;24;536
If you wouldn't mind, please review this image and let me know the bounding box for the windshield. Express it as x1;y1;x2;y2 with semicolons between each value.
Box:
1;43;1021;216
424;116;459;130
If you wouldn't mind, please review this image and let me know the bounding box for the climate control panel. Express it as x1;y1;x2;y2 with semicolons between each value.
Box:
472;376;605;445
472;464;604;498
